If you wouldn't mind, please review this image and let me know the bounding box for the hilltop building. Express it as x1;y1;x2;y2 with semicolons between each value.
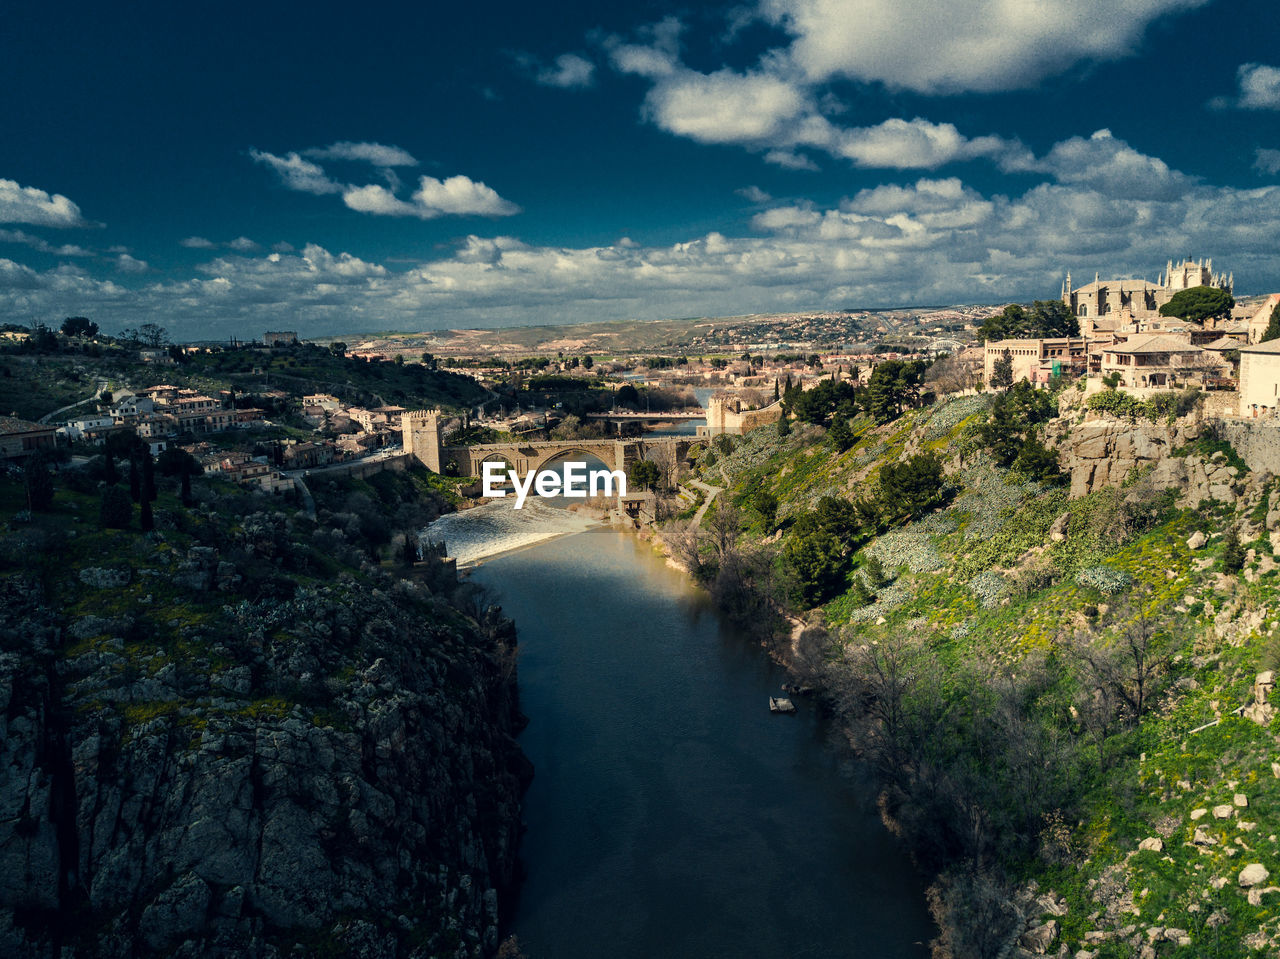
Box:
697;394;784;436
264;330;299;346
1062;257;1233;335
982;337;1088;386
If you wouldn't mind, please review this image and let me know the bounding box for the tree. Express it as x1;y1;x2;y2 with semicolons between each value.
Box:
582;355;593;370
749;489;778;530
616;383;641;409
629;458;661;490
23;455;54;511
991;349;1014;390
1262;302;1280;343
330;341;348;357
783;526;848;606
979;380;1057;468
61;316;98;338
978;300;1079;341
1074;595;1174;726
877;453;946;524
1221;525;1246;573
120;322;169;348
776;412;790;438
828;415;854;451
99;485;133;529
866;359;927;423
29;322;58;351
1158;286;1234;323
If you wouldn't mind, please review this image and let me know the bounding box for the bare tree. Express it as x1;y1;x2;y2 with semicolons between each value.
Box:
1072;593;1173;727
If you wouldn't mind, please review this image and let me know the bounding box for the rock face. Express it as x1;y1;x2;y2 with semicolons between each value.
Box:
1051;412;1250;504
0;549;528;958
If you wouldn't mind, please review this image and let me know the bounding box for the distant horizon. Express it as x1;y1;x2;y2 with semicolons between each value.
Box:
5;1;1280;340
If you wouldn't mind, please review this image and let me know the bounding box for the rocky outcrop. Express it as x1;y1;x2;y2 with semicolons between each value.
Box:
0;539;528;958
1051;413;1252;504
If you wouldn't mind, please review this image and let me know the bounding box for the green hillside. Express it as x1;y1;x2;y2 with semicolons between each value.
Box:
674;393;1280;957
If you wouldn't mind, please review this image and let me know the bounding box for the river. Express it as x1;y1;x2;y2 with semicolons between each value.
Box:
429;510;935;957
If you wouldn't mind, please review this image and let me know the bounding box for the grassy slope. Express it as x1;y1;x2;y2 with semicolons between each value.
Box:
696;396;1280;957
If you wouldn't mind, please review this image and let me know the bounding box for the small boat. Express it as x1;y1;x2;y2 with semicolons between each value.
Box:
769;697;796;714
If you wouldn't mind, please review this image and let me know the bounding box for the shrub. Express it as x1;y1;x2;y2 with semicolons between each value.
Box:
1075;565;1132;594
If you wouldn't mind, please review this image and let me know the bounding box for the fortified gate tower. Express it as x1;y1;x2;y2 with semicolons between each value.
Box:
402;409;444;473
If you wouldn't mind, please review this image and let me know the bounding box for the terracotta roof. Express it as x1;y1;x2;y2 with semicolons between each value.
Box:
1240;339;1280;355
1201;336;1242;351
1106;334;1201;355
0;415;53;435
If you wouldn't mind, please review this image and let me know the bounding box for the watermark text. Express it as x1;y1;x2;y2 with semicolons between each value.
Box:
481;461;627;508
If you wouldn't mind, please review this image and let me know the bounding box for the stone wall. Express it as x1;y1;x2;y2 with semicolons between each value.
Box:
1222;420;1280;476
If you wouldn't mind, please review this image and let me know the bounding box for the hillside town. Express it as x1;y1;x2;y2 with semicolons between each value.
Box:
4;255;1280;503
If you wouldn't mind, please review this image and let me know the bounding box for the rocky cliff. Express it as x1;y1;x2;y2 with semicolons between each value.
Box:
0;487;528;958
1050;409;1253;505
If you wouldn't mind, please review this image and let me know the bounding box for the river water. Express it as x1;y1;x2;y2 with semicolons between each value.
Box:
430;511;934;957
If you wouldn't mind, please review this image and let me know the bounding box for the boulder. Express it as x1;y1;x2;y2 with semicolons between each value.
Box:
1213;804;1234;819
1187;531;1207;550
1138;837;1164;853
1020;919;1058;954
1239;863;1270;888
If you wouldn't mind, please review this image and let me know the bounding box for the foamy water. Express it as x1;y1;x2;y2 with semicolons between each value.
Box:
422;498;601;566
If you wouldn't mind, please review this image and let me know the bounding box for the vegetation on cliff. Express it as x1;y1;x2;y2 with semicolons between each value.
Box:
669;389;1280;958
0;457;527;958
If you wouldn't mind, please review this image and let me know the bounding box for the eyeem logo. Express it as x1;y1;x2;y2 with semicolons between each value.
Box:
482;461;627;508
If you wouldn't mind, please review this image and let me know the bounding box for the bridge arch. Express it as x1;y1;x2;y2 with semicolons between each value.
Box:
527;443;623;474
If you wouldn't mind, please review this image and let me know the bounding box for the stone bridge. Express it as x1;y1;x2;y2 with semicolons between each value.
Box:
403;409;693;483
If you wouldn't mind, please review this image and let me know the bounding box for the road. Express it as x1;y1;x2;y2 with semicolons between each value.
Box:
688;479;722;528
38;380;109;424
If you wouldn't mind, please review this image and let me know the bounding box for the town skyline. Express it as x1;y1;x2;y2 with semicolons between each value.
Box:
3;0;1280;339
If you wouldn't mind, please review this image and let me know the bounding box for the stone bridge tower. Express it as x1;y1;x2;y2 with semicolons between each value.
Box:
403;409;444;473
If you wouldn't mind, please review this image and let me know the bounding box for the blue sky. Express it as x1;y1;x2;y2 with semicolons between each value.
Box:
2;0;1279;339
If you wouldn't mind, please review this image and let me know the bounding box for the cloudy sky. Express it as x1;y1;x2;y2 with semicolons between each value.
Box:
2;0;1279;339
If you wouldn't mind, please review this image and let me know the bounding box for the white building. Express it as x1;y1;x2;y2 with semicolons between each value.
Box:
1238;339;1280;415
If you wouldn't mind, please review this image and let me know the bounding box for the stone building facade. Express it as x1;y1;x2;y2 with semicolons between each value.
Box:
697;394;784;436
1062;257;1233;332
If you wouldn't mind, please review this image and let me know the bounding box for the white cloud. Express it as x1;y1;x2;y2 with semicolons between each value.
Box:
0;178;88;227
342;184;419;217
737;185;773;203
537;53;596;89
644;69;807;143
115;253;149;273
1256;149;1280;175
608;29;1028;171
10;133;1280;338
249;149;342;195
180;236;216;249
832;118;1023;169
764;149;820;171
1217;63;1280;110
1032;129;1197;200
256;146;519;220
414;176;520;216
343;176;521;219
0;228;92;256
227;236;259;251
304;141;419;167
758;0;1209;94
